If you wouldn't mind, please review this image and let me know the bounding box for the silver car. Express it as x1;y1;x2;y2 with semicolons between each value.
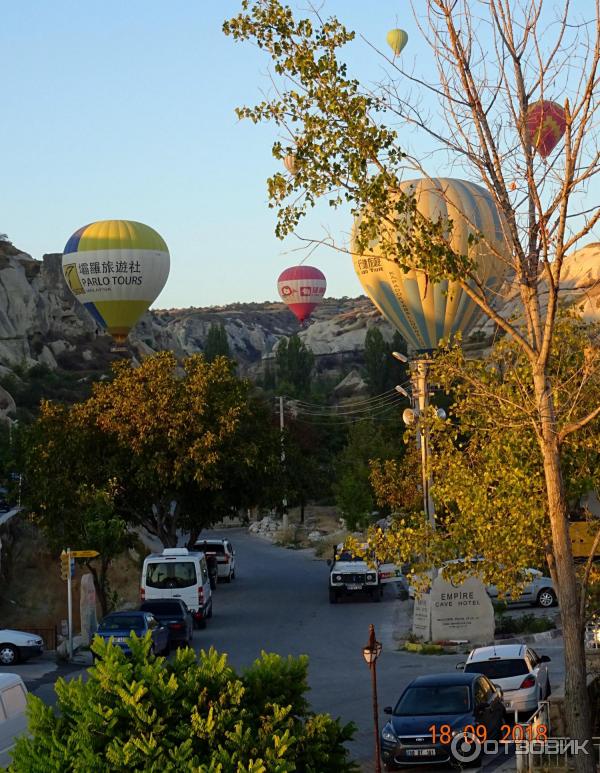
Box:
486;568;557;608
0;673;28;768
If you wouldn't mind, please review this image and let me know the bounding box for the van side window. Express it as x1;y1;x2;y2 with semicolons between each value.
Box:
2;684;27;718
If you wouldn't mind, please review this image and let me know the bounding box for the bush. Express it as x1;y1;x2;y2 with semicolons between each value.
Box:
495;613;556;635
9;636;358;772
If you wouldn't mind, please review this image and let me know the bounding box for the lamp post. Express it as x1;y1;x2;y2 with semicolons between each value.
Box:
363;624;383;773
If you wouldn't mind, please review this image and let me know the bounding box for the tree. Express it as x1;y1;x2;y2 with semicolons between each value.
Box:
363;328;408;396
204;322;233;363
25;353;280;552
8;638;358;772
225;2;600;757
24;403;130;615
333;419;407;531
276;335;314;397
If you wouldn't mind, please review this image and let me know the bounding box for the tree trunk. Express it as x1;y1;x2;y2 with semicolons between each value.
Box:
534;373;594;771
86;562;109;618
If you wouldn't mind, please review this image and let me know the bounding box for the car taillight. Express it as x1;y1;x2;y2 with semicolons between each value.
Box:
198;587;204;603
140;588;145;601
520;676;536;689
170;623;183;630
223;555;230;563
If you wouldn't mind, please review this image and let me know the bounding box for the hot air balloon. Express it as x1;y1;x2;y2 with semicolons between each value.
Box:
525;100;566;158
386;28;408;56
62;220;169;347
277;265;326;324
352;178;509;352
283;154;298;175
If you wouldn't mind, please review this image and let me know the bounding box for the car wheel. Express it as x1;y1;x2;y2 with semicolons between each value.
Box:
231;568;235;580
537;588;557;608
371;588;381;602
329;588;338;604
163;640;171;656
224;570;232;583
0;644;19;666
207;602;213;619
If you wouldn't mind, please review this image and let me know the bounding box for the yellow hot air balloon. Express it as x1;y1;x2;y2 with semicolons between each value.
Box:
62;220;170;346
352;178;509;352
386;28;408;56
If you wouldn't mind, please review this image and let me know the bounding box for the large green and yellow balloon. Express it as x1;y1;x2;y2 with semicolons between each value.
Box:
62;219;170;345
352;178;509;352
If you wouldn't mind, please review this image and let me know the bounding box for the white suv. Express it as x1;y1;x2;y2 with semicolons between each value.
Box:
194;539;236;583
458;644;551;715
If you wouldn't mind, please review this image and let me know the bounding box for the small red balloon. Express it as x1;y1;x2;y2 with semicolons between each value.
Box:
277;265;327;324
525;100;566;158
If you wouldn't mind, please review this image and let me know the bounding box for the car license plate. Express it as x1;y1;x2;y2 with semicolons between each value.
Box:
113;636;127;643
347;583;362;590
406;749;436;757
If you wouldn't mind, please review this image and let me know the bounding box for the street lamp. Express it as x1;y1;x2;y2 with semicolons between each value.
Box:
362;624;383;773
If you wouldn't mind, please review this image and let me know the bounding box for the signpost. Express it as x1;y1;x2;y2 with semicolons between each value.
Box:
60;548;99;660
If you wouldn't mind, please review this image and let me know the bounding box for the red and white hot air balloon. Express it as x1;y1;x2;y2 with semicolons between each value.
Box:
277;265;326;324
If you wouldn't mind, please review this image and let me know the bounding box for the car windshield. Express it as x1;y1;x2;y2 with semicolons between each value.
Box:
140;602;182;615
465;659;529;678
197;542;225;554
99;616;144;632
337;550;366;562
394;685;471;716
146;561;197;589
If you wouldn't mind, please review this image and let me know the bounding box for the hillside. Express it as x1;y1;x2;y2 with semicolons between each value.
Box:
0;238;597;418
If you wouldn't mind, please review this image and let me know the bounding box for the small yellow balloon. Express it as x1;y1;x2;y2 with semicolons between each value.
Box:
386;28;408;56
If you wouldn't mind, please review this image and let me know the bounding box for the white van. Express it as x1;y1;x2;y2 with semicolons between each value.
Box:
141;548;213;628
0;673;28;768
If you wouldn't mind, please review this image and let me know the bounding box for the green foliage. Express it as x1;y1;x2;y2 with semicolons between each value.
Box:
24;353;282;555
333;420;404;531
276;335;314;398
367;314;600;597
8;637;357;772
204;323;233;364
363;328;408;396
495;613;556;636
0;365;95;419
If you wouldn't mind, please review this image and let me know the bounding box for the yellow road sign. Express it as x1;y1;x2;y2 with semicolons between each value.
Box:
70;550;100;558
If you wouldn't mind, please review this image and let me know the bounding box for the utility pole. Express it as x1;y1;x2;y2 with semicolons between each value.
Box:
66;547;73;660
278;396;289;530
412;359;435;529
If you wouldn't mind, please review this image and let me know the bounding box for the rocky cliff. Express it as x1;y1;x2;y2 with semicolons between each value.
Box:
0;238;597;416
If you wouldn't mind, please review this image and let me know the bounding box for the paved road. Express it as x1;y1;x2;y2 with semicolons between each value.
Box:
11;528;566;771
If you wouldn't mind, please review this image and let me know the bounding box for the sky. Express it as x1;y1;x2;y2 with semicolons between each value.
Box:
1;1;597;310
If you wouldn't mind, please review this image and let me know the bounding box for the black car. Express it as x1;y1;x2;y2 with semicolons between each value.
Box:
381;672;506;768
139;599;193;647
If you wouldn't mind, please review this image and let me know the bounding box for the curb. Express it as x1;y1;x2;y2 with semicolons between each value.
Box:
494;628;563;645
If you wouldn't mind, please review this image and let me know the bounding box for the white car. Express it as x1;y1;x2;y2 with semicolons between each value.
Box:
0;673;28;768
194;539;236;582
0;630;44;666
458;644;551;715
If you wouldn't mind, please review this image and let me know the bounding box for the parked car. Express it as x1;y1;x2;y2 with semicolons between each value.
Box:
328;544;401;603
139;599;193;648
96;611;170;657
0;630;44;666
458;644;551;715
194;539;236;583
486;569;557;608
0;673;28;768
141;547;213;628
381;672;506;769
408;561;558;608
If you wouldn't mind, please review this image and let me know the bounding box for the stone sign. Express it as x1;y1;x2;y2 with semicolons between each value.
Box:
412;594;432;640
430;574;494;645
79;572;98;645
